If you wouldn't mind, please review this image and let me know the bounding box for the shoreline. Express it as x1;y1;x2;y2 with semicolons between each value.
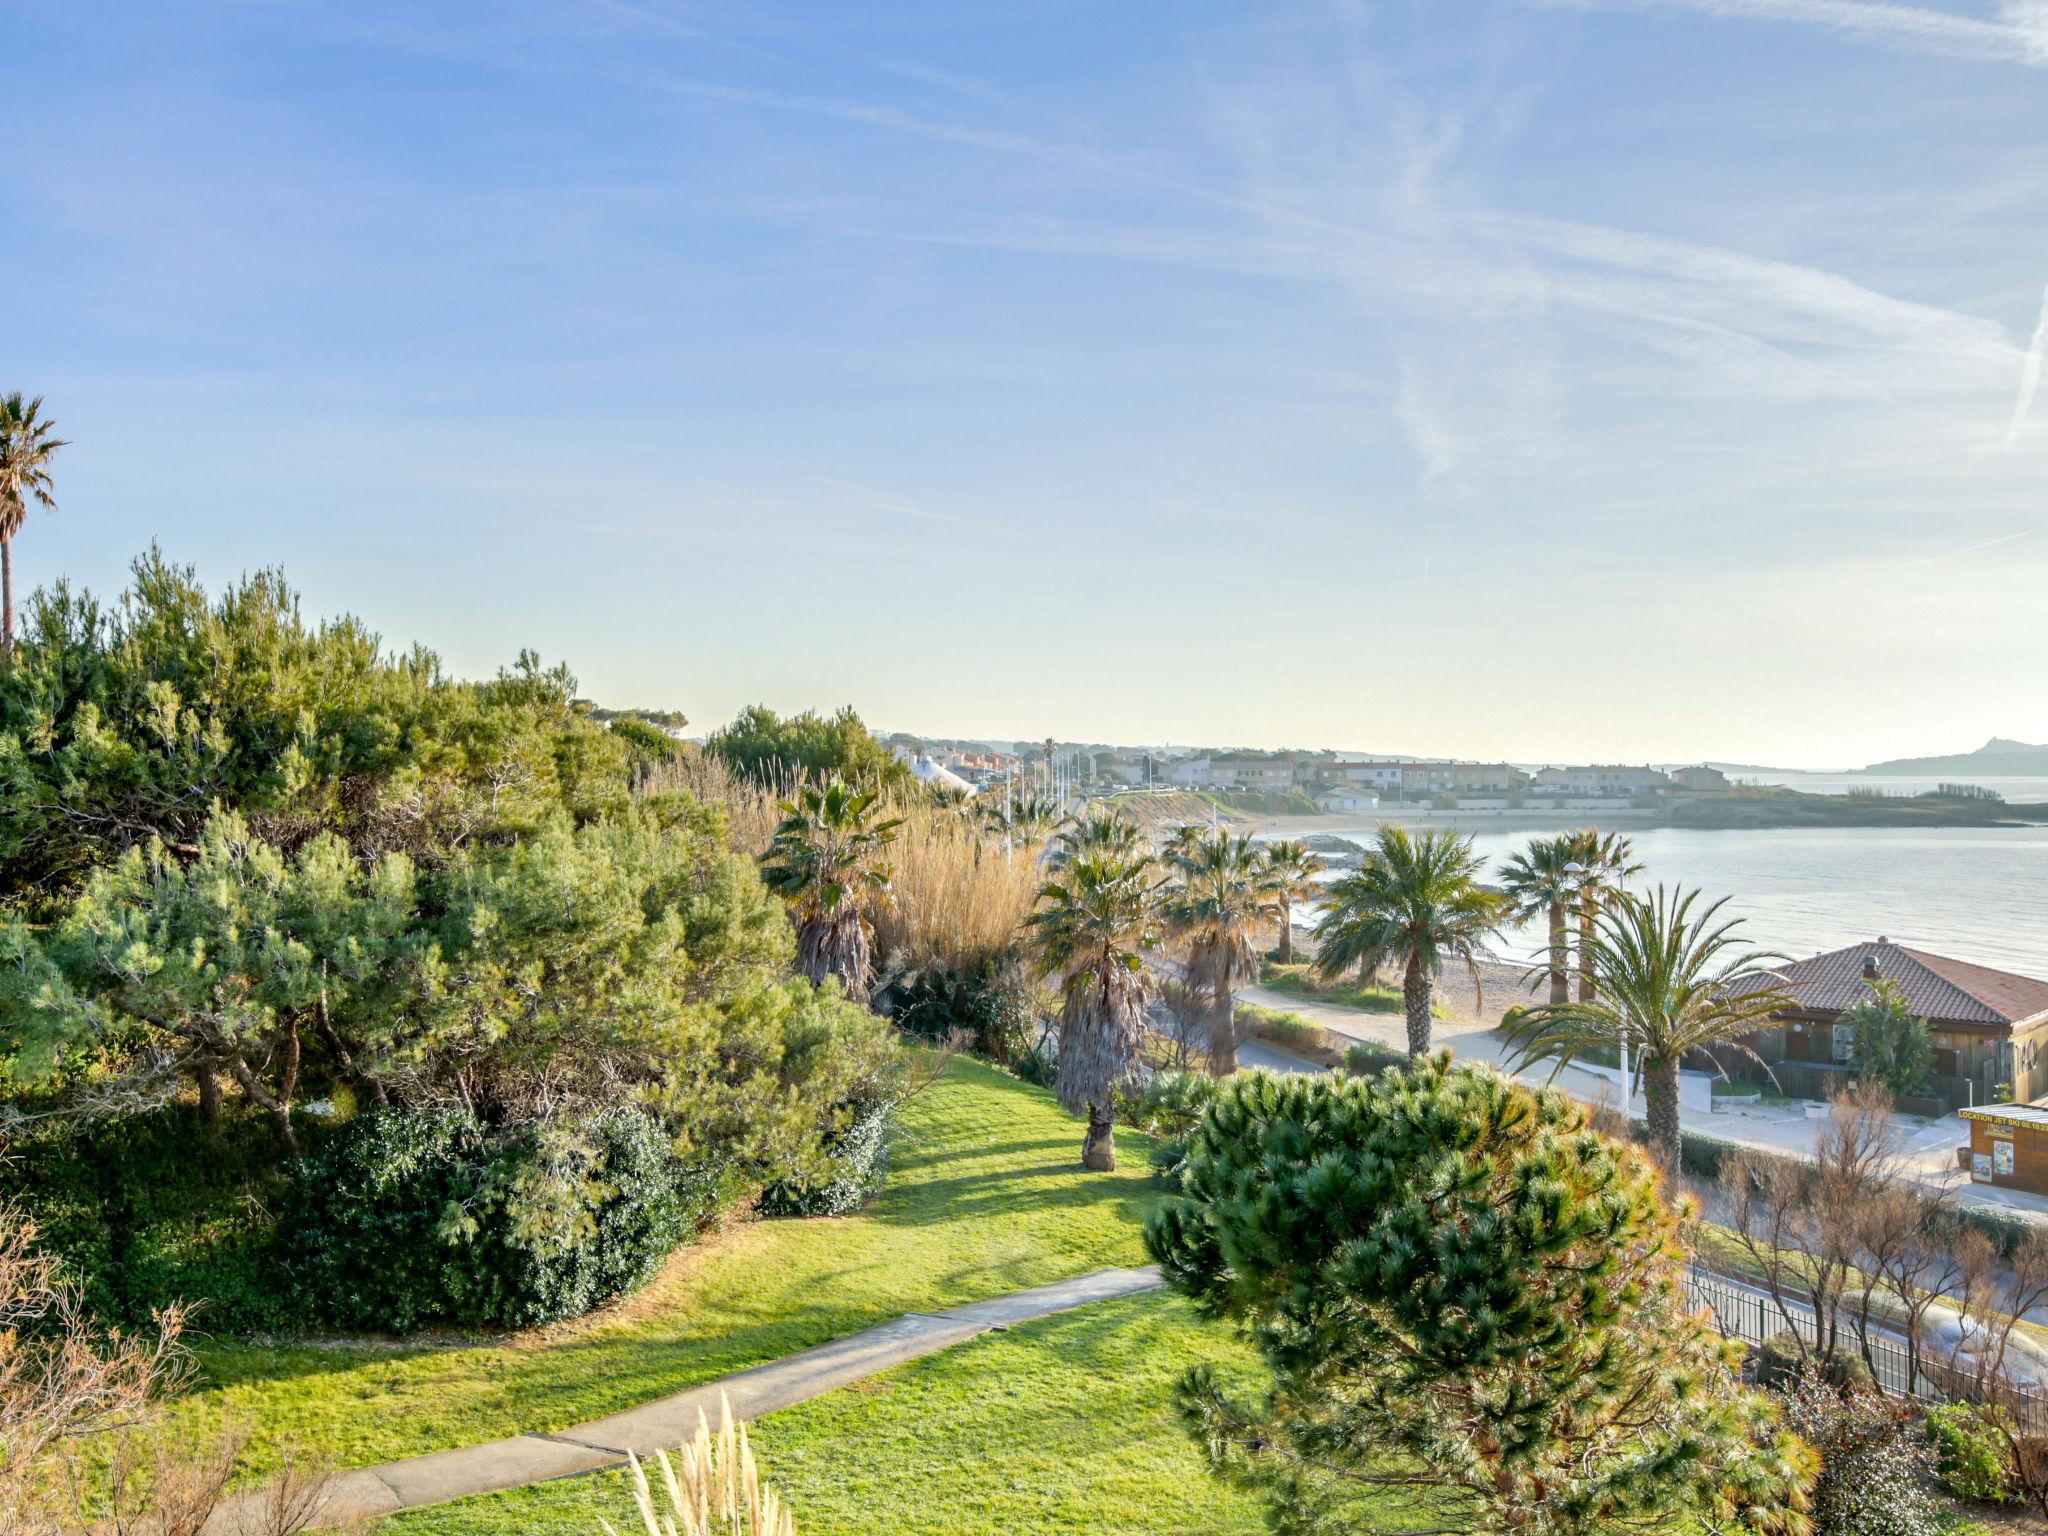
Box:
1245;807;1658;837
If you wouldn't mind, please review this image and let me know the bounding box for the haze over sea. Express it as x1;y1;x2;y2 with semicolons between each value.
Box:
1316;823;2048;982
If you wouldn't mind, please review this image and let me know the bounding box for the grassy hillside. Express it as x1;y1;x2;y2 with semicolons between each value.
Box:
384;1291;1273;1536
169;1057;1168;1478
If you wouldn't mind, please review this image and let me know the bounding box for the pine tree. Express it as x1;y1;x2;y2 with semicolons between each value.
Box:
1145;1057;1815;1535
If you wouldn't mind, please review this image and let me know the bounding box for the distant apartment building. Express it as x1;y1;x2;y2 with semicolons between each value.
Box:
1101;756;1151;786
1564;765;1668;797
1163;755;1297;790
1669;764;1731;792
1323;760;1527;795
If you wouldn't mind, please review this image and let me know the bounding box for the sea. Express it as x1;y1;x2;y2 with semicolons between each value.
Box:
1305;816;2048;981
1729;771;2048;803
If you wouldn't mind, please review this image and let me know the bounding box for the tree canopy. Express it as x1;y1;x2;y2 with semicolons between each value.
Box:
1145;1059;1814;1535
0;549;646;905
704;704;909;790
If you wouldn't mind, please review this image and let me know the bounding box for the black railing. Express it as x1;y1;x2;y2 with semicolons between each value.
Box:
1686;1263;2048;1432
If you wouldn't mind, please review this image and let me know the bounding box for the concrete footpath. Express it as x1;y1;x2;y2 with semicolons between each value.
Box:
205;1266;1163;1534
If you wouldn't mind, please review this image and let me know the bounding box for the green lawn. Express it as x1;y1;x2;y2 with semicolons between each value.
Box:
172;1056;1167;1477
384;1290;1274;1536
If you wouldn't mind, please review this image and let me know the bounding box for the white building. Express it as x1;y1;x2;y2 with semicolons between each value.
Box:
1315;788;1379;813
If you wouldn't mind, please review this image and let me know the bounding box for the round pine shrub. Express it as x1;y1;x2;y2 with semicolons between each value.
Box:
280;1105;702;1331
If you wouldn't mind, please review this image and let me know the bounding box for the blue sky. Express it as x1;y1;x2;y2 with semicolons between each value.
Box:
7;0;2047;766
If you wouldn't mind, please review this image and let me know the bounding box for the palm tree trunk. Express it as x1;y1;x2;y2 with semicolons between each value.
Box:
1207;982;1238;1078
1643;1051;1682;1177
1576;896;1597;1004
1;536;12;662
1403;954;1432;1057
1081;1101;1117;1171
1277;900;1294;965
1547;899;1568;1005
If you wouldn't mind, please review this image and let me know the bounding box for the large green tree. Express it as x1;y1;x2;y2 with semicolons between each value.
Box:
1312;825;1506;1056
1145;1060;1815;1536
0;393;67;663
704;704;909;790
1164;831;1280;1077
1260;839;1324;966
0;551;639;904
1499;832;1577;1006
1840;976;1934;1096
2;799;890;1175
1505;886;1792;1175
1028;849;1161;1171
760;781;903;1005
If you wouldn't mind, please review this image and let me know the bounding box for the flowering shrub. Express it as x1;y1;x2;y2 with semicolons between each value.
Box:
1777;1370;1950;1536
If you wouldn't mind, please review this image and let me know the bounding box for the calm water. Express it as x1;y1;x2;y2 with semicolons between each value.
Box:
1316;826;2048;979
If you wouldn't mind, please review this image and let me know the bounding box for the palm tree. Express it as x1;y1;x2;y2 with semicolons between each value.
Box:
978;790;1061;846
0;393;68;662
1165;831;1282;1077
1047;806;1142;869
760;780;904;1005
1499;834;1577;1005
1164;822;1206;863
1260;839;1325;966
1028;850;1162;1170
1504;886;1791;1176
1566;829;1642;1003
1313;825;1507;1057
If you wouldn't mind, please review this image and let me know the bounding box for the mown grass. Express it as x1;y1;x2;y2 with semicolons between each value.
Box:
384;1290;1281;1536
170;1056;1168;1478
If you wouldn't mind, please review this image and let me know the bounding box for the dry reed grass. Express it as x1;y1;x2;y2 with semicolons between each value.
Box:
654;757;1039;986
867;806;1040;974
601;1393;796;1536
643;748;799;859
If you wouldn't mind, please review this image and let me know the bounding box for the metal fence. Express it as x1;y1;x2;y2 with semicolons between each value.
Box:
1686;1263;2048;1433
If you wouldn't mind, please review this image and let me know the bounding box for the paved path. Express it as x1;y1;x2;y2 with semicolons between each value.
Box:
204;1266;1164;1534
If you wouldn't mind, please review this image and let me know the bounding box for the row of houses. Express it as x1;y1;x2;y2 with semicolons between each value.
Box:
1152;755;1732;800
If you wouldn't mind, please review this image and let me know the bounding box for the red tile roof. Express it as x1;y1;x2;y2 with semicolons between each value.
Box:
1752;940;2048;1028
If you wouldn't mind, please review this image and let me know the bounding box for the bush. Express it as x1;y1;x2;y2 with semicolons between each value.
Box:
0;1107;319;1332
1776;1369;1951;1536
1926;1404;2012;1504
280;1105;705;1331
1009;1038;1059;1089
1118;1072;1220;1180
881;953;1041;1065
759;1096;895;1217
1754;1331;1875;1394
1343;1039;1408;1078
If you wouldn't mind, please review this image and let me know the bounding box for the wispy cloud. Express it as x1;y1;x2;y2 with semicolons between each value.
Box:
2007;282;2048;443
1529;0;2048;65
1948;529;2031;555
